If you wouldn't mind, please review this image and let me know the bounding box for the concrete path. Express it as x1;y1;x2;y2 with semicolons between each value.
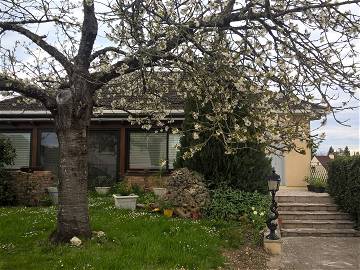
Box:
269;237;360;270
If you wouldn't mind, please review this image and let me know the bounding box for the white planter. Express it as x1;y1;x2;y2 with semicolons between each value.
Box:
153;187;167;197
47;186;58;205
113;194;139;210
95;187;111;195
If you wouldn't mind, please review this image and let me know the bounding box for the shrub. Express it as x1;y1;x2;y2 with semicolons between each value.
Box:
0;138;16;206
204;188;270;234
174;98;271;192
328;156;360;228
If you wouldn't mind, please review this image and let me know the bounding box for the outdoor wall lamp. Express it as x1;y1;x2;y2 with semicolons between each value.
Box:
266;169;281;240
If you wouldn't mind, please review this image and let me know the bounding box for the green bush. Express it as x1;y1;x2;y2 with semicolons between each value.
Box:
328;156;360;228
174;98;272;192
0;137;16;206
204;188;270;234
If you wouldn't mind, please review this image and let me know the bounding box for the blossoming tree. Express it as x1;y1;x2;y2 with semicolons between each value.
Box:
0;0;359;242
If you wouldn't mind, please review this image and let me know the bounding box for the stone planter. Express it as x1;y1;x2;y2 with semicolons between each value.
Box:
113;194;139;210
153;187;167;197
95;187;111;195
47;186;58;205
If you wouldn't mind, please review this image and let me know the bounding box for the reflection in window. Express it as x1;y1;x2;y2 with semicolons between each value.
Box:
40;132;59;176
129;133;167;169
88;131;119;186
0;132;31;169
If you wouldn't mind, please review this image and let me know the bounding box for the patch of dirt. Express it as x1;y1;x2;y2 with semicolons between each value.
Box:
220;245;270;270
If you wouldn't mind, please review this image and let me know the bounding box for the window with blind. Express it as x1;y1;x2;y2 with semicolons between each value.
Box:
0;132;31;169
129;132;167;169
168;134;181;169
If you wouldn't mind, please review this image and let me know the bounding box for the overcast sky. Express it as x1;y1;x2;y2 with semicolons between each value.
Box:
0;1;359;154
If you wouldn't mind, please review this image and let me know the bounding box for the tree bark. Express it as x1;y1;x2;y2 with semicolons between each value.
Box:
50;126;92;243
50;78;94;243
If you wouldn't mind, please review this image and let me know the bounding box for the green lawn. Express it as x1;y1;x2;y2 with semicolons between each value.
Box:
0;196;255;270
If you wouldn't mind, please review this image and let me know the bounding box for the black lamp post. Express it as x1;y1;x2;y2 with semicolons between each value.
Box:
266;168;281;240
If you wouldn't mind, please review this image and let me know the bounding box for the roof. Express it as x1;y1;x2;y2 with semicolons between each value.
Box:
313;155;332;168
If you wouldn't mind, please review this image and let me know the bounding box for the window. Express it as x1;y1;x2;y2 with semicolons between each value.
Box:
129;132;167;169
88;131;119;184
40;132;59;176
38;130;119;184
0;132;31;169
168;134;181;169
128;132;181;170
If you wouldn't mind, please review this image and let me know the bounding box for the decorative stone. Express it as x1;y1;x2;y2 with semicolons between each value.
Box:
70;236;82;247
165;168;210;218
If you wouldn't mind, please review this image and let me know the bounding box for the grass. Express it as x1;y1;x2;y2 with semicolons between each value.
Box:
0;196;260;270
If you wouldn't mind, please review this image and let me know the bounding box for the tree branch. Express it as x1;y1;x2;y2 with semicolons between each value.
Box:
89;47;127;62
0;23;74;74
0;74;56;110
75;0;98;68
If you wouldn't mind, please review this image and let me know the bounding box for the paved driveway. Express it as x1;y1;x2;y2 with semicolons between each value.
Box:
276;237;360;270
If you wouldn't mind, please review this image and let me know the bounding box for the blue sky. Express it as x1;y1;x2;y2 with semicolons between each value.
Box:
311;102;360;155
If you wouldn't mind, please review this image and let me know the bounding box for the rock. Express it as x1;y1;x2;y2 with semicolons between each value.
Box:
70;236;82;246
97;231;106;237
165;168;210;218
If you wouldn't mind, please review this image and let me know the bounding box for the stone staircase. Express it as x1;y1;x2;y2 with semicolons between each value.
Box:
277;190;360;237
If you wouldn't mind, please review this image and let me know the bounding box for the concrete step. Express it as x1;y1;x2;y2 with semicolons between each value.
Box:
279;211;350;220
281;219;354;229
276;194;333;204
278;203;338;212
281;228;360;237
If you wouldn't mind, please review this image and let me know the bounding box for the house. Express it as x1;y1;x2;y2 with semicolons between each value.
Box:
310;155;334;179
0;95;320;187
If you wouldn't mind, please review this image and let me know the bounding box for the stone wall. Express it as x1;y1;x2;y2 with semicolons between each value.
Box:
9;171;56;206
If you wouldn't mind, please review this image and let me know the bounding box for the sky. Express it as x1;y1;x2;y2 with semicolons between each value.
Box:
311;105;360;155
0;1;359;154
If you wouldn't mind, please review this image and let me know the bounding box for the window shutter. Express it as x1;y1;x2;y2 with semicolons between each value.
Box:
129;133;167;169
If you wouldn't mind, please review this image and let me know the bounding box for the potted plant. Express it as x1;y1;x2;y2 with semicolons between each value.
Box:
113;182;139;210
305;176;327;193
47;186;58;205
95;176;112;195
159;199;175;217
152;159;167;197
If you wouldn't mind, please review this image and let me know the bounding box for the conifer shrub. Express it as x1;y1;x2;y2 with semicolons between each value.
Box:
0;137;16;205
174;98;272;193
328;156;360;228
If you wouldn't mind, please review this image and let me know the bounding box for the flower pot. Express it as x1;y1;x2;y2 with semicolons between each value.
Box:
95;187;111;195
307;185;315;192
113;194;139;210
313;186;326;193
47;187;58;205
163;209;173;217
153;187;167;197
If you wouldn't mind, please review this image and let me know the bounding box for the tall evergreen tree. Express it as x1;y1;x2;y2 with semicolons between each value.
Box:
344;146;351;156
328;146;334;156
175;98;272;193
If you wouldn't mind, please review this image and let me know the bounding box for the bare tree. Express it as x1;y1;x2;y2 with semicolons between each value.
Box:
0;0;359;243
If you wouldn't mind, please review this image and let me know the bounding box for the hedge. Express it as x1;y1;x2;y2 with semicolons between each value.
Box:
327;156;360;228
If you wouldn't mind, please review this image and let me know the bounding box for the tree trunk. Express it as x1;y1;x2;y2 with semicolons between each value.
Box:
49;80;94;243
50;126;92;243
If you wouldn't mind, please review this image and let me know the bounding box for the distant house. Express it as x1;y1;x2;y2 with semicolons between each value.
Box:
0;95;323;187
310;155;334;178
